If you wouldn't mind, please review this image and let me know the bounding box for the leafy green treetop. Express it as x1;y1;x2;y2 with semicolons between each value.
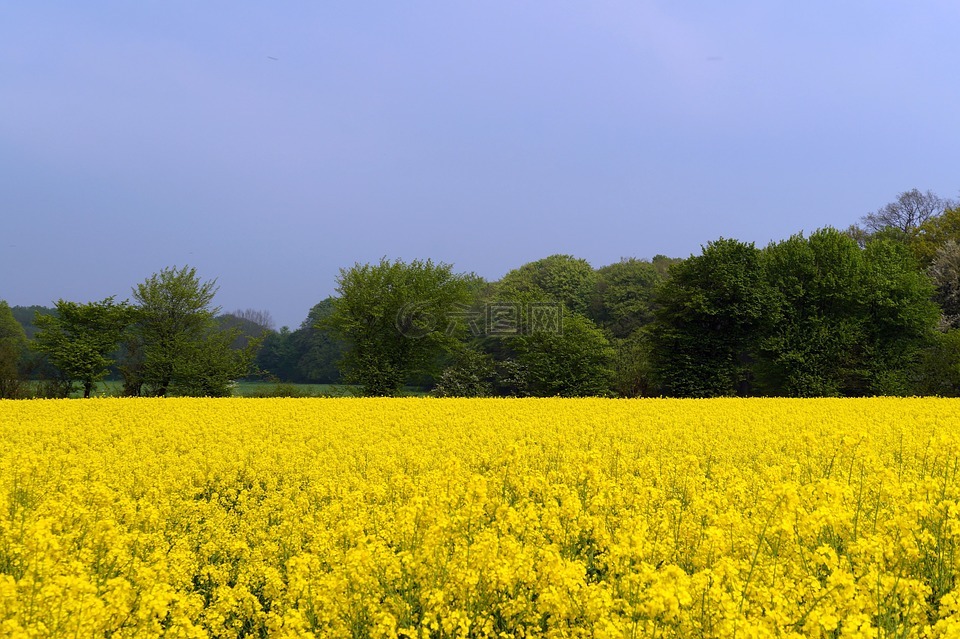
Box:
650;238;773;397
126;266;254;397
497;254;597;315
33;297;134;398
328;258;476;396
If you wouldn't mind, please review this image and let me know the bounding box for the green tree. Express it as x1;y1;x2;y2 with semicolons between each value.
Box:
511;310;615;397
498;254;597;315
589;258;666;338
758;229;937;396
291;299;345;383
858;239;939;394
588;257;679;397
132;266;219;395
32;297;134;398
128;266;254;396
650;238;773;397
758;230;865;396
481;255;621;396
651;254;684;278
916;329;960;396
169;329;256;397
0;301;28;398
328;258;476;396
255;327;297;381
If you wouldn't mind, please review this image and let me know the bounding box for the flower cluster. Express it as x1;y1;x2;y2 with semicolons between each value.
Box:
1;397;959;637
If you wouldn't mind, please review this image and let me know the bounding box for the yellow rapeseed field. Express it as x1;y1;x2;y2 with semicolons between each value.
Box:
1;398;960;638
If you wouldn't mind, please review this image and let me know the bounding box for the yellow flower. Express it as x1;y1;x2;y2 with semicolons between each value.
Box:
0;397;959;637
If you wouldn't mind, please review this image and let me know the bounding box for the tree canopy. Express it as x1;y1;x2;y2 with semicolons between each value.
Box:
647;229;939;398
328;258;476;396
33;297;134;398
498;254;597;315
124;266;255;397
650;238;772;397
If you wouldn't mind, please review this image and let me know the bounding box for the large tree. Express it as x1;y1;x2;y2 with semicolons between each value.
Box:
861;188;954;236
33;297;134;398
757;230;866;396
649;238;773;397
127;266;254;396
758;229;937;396
848;190;956;259
328;258;476;396
859;238;940;393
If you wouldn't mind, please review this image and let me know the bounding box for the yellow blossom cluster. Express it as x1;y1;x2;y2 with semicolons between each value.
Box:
1;397;960;637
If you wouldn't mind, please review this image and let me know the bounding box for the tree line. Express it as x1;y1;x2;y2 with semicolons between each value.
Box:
1;267;256;398
2;188;960;398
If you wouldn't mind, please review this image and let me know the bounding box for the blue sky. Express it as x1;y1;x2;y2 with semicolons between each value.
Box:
2;2;958;328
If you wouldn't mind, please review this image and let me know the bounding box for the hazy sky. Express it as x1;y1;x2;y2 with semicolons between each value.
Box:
2;2;958;328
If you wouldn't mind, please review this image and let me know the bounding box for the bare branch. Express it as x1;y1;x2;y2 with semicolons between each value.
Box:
862;189;955;234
